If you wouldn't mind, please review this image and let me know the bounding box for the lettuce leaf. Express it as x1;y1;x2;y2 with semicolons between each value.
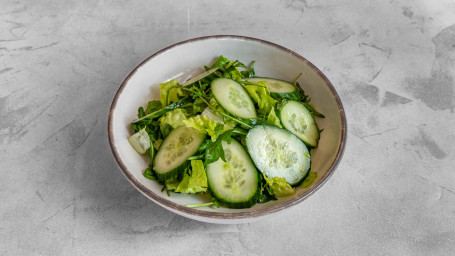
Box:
244;81;276;114
183;114;232;141
264;107;282;128
175;160;208;193
165;181;180;191
263;175;295;197
159;108;187;128
159;79;185;106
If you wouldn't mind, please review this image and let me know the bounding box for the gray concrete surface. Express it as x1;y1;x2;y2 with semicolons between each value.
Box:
1;0;454;255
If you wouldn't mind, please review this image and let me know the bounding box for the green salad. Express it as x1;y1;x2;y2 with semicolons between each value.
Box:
128;56;323;209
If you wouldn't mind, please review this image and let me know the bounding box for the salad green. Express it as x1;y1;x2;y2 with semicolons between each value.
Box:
128;56;323;209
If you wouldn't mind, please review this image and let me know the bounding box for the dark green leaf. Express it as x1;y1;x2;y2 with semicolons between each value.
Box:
210;56;230;69
143;167;156;180
203;128;247;165
146;100;162;114
138;107;146;118
302;102;325;118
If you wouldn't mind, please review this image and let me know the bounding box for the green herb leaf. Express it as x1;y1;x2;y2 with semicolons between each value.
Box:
132;97;192;124
174;160;208;194
204;128;247;165
146;100;162;114
143;167;156;180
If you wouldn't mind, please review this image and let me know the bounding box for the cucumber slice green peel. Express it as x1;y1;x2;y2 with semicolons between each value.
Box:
279;100;320;147
244;77;302;101
206;139;259;209
153;125;206;183
246;125;310;186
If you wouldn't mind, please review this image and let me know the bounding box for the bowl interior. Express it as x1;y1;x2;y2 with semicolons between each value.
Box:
109;36;346;223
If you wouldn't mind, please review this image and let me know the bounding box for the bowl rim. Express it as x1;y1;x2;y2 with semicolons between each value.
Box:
108;35;347;220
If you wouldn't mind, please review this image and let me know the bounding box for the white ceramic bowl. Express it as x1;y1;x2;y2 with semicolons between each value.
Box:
108;35;346;224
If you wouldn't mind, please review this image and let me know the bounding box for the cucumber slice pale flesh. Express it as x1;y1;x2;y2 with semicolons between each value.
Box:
279;100;320;147
153;125;206;183
245;77;301;100
211;78;257;119
246;125;310;186
128;128;150;154
206;139;259;209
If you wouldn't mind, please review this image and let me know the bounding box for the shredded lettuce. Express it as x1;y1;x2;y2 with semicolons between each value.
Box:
159;108;188;129
159;79;185;106
263;175;295;197
175;160;208;193
127;128;150;154
183;114;232;141
244;81;276;114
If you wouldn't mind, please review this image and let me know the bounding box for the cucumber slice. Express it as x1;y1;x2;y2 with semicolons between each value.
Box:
206;139;259;208
153;125;206;183
279;100;320;147
211;78;257;119
245;77;301;100
246;125;310;186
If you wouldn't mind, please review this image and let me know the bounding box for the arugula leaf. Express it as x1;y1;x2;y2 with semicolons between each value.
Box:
146;100;162;114
204;128;247;165
143;167;156;180
294;82;324;118
192;97;207;114
185;197;220;208
209;56;255;81
210;55;230;69
303;102;325;118
138;107;146;118
132;97;192;125
240;61;255;78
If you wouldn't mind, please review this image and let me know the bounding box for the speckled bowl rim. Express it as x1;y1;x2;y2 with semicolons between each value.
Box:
108;35;347;221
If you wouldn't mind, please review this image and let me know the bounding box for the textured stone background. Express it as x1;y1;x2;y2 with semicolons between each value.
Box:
1;0;454;255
